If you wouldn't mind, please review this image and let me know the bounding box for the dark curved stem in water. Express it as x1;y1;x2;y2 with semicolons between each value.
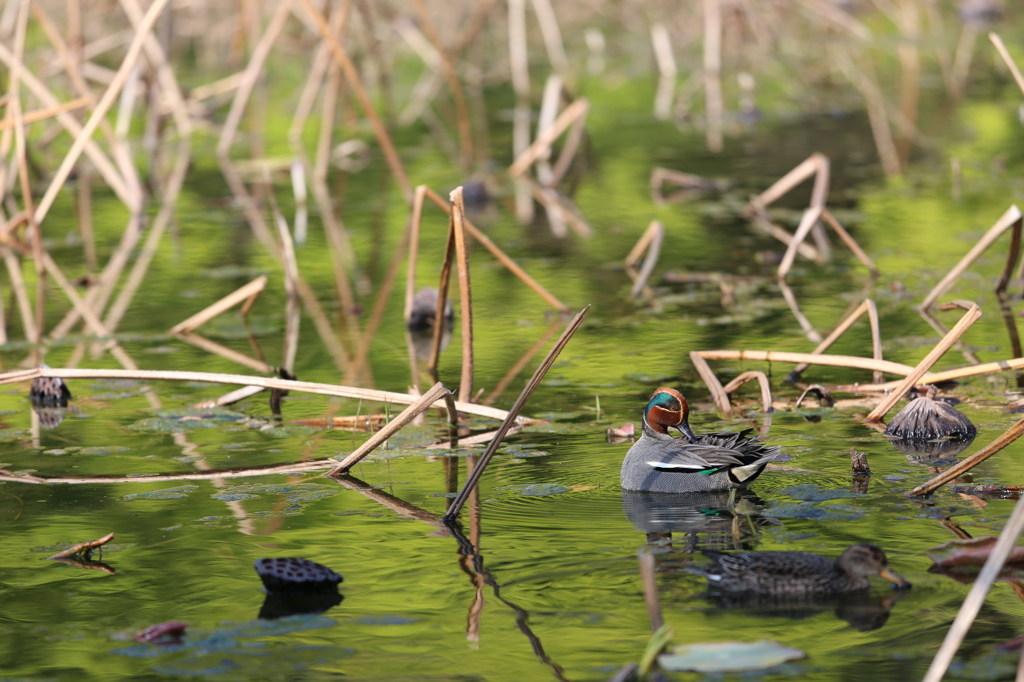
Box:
446;519;571;682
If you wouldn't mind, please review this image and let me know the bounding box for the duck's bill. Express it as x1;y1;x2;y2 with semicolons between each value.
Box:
669;423;699;443
880;567;912;589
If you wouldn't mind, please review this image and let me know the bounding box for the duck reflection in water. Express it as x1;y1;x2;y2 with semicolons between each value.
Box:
407;286;453;362
622;489;779;551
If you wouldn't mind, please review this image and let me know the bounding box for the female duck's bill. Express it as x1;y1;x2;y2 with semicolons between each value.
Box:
620;387;782;493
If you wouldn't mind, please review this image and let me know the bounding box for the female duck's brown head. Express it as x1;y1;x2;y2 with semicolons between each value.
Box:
837;544;911;588
643;387;698;442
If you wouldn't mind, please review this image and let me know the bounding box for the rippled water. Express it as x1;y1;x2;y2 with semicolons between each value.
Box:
5;80;1024;681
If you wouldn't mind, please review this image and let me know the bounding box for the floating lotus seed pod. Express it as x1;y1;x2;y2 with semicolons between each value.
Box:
30;373;71;408
884;390;976;441
254;557;342;593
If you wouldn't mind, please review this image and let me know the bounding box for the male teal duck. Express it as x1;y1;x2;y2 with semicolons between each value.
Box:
620;387;781;493
689;543;911;596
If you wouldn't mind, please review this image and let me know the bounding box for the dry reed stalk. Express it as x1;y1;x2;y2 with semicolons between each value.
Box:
651;167;716;196
530;0;569;77
624;220;664;300
218;157;352;375
921;490;1024;682
746;204;822;262
350;217;410;376
174;332;271;375
509;98;590;178
790;299;883;382
535;75;563;188
907;415;1024;498
778;208;830;281
830;356;1024;393
309;176;361;336
411;0;473;168
30;3;141;206
834;46;901;176
269;195;300;373
919;205;1022;311
651;23;677;121
313;52;341;184
695;349;915;376
325;382;452;476
527;179;593;237
32;0;168;224
427;426;522;449
404;186;429;321
118;0;192;136
778;278;823;343
802;0;870;39
188;72;245;104
0;458;340;485
865;300;981;422
332;473;446;528
820;209;879;276
104;139;192;332
428;211;456;378
483;318;561;406
0;97;90;131
991;33;1024;96
46;532;115;560
748;152;830;258
75;167;96;274
293;414;390;431
3;249;37;343
298;0;412;202
508;0;530;101
9;0;43;353
549;106;587;186
288;0;348;151
894;0;920;166
703;0;724;152
948;23;977;100
194;384;266;408
47;213;143;343
443;305;590;521
917;305;982;366
721;371;774;412
40;252;138;370
451;188;475;401
217;0;294;156
423;187;568;312
638;550;664;631
168;277;267;335
2;366;523;422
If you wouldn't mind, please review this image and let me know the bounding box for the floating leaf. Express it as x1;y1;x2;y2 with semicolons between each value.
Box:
767;502;864;520
124;485;198;500
781;484;864;502
926;537;1024;569
497;483;572;496
211;493;260;502
658;640;804;673
80;446;131;456
259;425;321;438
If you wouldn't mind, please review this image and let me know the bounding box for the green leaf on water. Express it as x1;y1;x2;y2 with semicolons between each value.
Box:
658;640;804;673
